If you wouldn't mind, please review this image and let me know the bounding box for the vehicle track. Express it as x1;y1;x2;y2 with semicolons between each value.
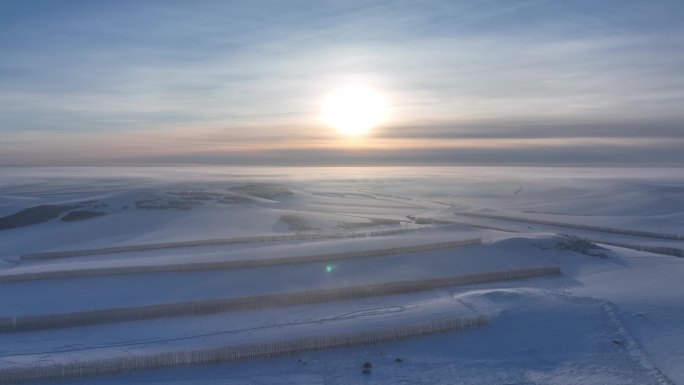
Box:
603;302;675;385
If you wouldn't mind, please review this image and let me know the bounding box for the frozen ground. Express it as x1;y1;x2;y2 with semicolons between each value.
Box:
0;166;682;384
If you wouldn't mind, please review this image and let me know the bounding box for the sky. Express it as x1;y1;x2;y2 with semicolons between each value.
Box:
1;0;683;166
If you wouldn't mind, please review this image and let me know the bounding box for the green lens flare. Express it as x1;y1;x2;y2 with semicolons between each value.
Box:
326;265;333;273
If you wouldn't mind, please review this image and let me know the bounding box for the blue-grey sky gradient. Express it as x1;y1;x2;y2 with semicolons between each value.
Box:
1;0;683;165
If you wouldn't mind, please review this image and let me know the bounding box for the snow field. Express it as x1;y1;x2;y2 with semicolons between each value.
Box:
1;167;682;384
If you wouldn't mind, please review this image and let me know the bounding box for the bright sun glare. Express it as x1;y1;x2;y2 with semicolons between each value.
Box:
322;85;389;136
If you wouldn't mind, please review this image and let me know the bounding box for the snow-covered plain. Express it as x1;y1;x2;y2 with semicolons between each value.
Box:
0;166;682;384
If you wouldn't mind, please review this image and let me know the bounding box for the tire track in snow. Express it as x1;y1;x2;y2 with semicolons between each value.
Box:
603;302;675;385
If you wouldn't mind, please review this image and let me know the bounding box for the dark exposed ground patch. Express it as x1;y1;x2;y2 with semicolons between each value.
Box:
0;205;77;230
228;184;293;199
170;191;251;205
135;199;194;210
556;236;609;258
169;191;221;201
61;210;107;222
338;218;401;229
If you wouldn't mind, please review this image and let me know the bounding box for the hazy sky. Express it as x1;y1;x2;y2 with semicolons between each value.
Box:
1;0;683;166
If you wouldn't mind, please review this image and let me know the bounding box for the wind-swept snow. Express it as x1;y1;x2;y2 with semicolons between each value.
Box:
0;166;682;384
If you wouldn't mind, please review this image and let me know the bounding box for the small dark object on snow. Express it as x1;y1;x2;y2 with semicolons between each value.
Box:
612;339;623;345
362;362;373;369
395;357;403;363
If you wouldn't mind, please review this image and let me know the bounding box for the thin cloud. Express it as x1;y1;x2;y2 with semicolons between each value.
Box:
1;0;683;165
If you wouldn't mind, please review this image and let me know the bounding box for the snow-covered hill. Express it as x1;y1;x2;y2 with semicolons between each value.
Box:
0;166;682;384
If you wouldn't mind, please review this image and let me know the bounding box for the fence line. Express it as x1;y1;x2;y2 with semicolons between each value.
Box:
412;217;524;233
453;212;683;240
21;227;437;260
1;238;482;283
561;234;683;257
1;266;559;333
0;317;12;331
0;315;488;384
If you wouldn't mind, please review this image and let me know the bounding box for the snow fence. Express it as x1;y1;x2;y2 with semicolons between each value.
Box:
453;212;684;240
21;227;436;260
0;316;487;384
1;238;482;283
1;266;559;333
562;235;683;258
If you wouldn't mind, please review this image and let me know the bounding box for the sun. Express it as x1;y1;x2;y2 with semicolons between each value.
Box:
321;85;389;135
